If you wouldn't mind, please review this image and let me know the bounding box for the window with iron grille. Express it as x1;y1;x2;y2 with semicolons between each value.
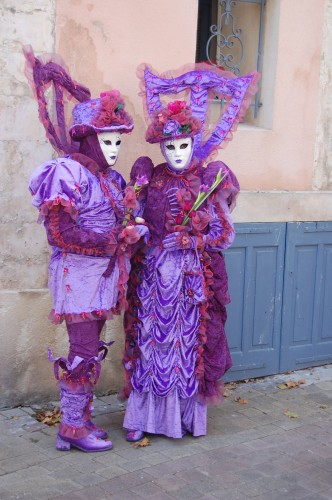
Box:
196;0;270;124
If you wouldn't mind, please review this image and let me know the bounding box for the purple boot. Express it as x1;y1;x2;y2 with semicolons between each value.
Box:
56;383;112;452
84;394;108;439
49;349;112;452
81;340;114;440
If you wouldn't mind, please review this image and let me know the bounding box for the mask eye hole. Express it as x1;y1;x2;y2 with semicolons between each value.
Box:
166;144;175;151
180;143;188;150
103;140;112;146
116;140;121;146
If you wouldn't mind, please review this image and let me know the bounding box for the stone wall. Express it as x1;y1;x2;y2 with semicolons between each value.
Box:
1;0;331;408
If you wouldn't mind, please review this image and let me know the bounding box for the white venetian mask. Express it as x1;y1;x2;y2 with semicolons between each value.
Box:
97;131;122;166
162;137;193;171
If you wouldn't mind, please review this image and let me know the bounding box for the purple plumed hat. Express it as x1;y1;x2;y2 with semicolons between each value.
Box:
69;90;134;141
139;63;259;162
23;45;133;154
145;100;202;144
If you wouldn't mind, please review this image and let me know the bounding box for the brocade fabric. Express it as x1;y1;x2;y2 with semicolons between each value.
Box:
29;156;127;324
123;159;239;437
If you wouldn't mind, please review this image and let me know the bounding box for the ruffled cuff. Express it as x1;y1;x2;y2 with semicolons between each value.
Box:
38;197;78;223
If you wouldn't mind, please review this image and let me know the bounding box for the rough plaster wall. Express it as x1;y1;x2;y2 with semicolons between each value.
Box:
313;0;332;190
1;0;331;409
0;0;58;408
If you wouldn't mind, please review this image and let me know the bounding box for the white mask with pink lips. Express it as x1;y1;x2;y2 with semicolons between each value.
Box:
97;131;122;166
162;137;193;172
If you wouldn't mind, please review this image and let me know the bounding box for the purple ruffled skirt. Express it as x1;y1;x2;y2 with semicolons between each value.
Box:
124;246;208;438
124;390;207;438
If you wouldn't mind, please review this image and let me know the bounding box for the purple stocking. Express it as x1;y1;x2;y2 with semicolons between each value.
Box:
67;320;106;365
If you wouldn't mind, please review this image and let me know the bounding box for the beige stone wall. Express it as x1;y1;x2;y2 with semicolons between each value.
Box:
1;0;57;407
313;0;332;191
1;0;331;408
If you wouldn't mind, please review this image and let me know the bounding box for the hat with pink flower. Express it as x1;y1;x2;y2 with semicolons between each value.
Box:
69;89;134;140
145;100;202;144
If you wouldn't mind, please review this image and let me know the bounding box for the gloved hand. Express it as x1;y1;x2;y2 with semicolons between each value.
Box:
119;224;150;245
134;224;150;243
162;232;197;251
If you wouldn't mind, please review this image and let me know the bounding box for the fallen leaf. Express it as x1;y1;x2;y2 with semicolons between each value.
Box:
134;437;151;448
223;390;232;398
35;406;61;426
225;383;237;390
10;416;19;420
244;379;250;383
277;380;306;390
235;397;248;405
284;409;299;419
319;404;329;409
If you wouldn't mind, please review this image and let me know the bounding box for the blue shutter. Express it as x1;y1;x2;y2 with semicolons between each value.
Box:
280;222;332;371
224;223;286;381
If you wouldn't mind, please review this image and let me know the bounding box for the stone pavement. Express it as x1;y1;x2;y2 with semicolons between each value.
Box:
0;366;332;500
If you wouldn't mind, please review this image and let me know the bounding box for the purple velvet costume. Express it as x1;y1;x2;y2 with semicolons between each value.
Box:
24;46;142;451
29;156;127;323
123;159;239;438
122;63;258;439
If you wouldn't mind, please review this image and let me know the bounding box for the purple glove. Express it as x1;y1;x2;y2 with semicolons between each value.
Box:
162;232;197;251
45;206;117;257
134;224;150;243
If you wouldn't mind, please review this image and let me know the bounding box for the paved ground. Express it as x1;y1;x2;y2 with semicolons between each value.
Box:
0;366;332;500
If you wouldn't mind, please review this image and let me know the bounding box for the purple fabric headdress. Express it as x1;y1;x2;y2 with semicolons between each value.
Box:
138;63;259;162
23;46;133;155
146;100;202;143
69;90;134;141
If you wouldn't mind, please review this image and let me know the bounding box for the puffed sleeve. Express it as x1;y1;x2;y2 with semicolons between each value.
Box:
29;157;89;220
202;161;240;251
130;156;154;184
129;156;154;217
202;161;240;213
29;158;118;256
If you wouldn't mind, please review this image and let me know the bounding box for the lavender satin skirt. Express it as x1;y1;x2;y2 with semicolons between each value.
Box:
124;390;207;438
124;246;208;438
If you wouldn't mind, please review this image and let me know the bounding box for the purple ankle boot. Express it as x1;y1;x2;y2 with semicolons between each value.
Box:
56;383;113;452
49;349;112;452
84;395;108;439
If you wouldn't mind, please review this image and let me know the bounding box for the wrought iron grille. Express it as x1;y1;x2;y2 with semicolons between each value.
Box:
200;0;266;118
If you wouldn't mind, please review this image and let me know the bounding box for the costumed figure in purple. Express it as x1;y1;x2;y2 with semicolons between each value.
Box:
24;47;149;452
121;64;259;441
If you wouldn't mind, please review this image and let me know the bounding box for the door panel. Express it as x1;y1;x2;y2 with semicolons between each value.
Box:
280;222;332;371
223;223;286;381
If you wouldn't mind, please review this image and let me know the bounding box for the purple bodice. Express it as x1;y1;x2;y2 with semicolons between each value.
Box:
29;157;125;233
29;157;128;324
124;158;238;407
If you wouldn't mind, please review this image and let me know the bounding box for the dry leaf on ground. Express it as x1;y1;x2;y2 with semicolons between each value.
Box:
223;390;232;398
224;383;237;390
319;404;329;409
134;437;151;449
277;379;306;390
235;397;248;405
284;409;299;419
35;406;61;426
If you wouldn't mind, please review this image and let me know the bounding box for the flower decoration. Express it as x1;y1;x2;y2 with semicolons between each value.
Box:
171;169;229;228
122;175;150;227
91;90;132;129
145;100;202;144
123;186;138;211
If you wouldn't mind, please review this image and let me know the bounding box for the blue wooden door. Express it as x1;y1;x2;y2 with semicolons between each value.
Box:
223;223;286;381
223;221;332;381
280;222;332;372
